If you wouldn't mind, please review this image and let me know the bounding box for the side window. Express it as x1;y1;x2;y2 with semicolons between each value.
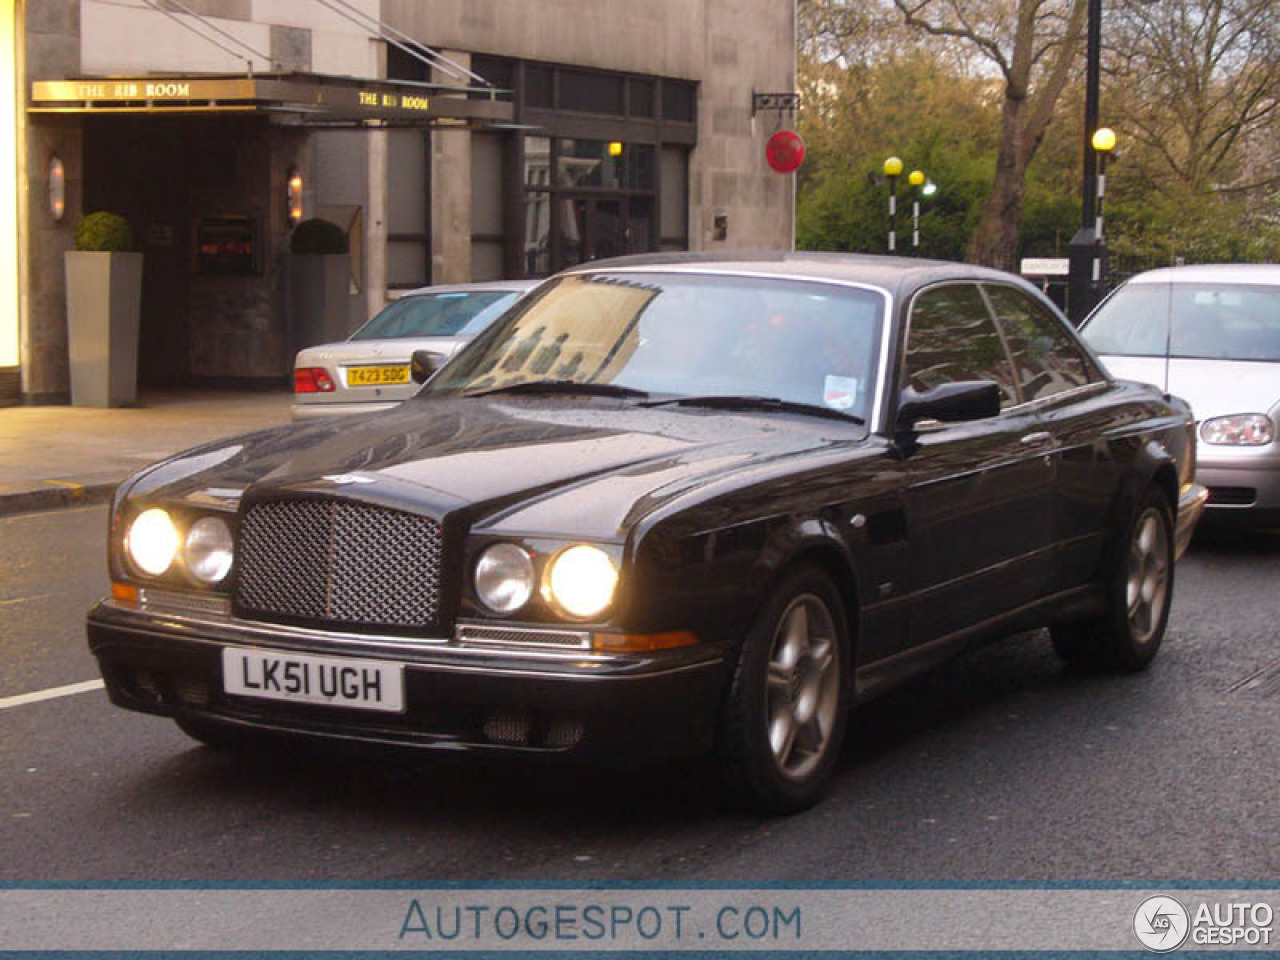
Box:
985;284;1098;401
905;283;1017;407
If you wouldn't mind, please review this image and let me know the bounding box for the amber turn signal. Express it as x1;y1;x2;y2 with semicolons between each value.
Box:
111;582;139;604
591;630;699;652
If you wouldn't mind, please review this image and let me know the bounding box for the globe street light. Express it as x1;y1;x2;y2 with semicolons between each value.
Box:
884;156;903;253
908;169;925;255
1091;127;1116;295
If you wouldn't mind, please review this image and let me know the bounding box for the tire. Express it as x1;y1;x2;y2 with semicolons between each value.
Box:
718;566;851;814
1051;488;1175;671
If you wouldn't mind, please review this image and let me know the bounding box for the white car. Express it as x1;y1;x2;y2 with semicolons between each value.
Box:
1081;263;1280;527
292;280;539;420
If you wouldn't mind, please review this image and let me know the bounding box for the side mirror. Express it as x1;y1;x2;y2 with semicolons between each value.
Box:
896;380;1001;430
410;349;444;384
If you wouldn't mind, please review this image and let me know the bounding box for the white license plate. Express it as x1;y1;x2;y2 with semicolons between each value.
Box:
222;647;405;713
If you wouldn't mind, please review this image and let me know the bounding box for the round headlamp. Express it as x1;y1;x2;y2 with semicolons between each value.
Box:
185;516;234;584
474;543;535;614
126;508;180;577
546;545;618;620
1200;414;1274;446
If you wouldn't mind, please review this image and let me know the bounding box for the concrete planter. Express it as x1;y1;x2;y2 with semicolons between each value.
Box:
283;254;352;373
64;251;144;407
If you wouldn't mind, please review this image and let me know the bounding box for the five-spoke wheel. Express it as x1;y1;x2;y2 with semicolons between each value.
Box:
719;566;850;813
1051;487;1175;671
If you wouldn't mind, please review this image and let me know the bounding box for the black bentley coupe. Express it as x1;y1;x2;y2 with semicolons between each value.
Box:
88;253;1207;812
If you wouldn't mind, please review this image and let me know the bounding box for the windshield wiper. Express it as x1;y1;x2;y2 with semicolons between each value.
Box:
639;395;865;424
463;380;650;399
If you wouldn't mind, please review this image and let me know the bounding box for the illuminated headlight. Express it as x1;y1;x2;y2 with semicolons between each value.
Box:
126;508;180;577
1200;414;1274;446
185;516;234;584
475;543;535;614
546;545;618;620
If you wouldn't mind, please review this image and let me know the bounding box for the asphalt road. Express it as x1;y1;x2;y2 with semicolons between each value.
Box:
2;504;1277;882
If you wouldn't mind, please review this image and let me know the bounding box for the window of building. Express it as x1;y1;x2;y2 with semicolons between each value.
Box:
661;81;697;122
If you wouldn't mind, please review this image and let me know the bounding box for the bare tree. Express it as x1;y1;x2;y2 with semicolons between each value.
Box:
1107;0;1280;195
893;0;1088;268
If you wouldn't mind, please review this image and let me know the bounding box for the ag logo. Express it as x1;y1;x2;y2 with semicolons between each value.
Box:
1134;895;1190;952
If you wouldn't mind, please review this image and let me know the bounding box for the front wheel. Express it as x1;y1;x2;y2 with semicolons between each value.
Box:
1051;489;1175;671
718;567;851;814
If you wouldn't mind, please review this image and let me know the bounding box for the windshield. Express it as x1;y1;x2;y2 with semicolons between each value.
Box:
350;291;521;341
424;272;886;419
1084;281;1280;361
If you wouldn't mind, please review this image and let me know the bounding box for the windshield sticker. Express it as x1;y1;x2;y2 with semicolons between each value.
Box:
823;375;858;410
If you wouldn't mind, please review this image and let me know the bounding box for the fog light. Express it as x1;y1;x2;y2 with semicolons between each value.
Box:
127;508;179;577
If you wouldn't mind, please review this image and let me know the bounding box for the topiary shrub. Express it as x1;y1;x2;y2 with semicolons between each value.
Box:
289;218;349;255
74;211;134;252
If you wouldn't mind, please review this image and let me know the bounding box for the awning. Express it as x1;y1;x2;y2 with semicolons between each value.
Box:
28;72;515;128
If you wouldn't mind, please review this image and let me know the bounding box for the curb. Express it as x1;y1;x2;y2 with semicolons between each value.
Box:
0;481;117;517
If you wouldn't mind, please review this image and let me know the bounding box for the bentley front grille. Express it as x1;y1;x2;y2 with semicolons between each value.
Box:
236;499;445;630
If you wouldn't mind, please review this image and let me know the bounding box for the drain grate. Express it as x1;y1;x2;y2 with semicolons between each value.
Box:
1227;659;1280;699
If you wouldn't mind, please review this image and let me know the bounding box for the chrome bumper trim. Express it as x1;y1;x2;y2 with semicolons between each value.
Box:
1175;482;1209;560
94;601;722;676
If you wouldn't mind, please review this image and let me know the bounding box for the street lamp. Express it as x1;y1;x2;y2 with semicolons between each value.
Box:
884;156;903;253
1091;127;1116;292
908;169;925;255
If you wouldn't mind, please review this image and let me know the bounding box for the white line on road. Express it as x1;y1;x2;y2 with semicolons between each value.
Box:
0;679;105;711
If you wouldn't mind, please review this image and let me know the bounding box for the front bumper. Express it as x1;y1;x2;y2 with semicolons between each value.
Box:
1196;452;1280;527
87;601;726;760
1175;482;1209;559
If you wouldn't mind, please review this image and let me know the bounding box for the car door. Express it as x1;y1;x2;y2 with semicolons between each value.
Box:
982;282;1116;588
900;282;1056;648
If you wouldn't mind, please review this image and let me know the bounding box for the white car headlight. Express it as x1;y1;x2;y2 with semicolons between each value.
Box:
1200;414;1274;446
126;508;180;577
474;543;535;614
185;516;234;584
545;545;618;620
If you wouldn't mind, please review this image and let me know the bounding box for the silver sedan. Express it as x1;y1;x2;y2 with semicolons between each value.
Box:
1081;263;1280;527
292;280;539;420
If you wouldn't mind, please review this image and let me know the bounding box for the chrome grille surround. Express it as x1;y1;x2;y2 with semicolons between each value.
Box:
236;498;444;629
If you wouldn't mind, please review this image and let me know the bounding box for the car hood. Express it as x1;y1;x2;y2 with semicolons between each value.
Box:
296;336;471;365
1097;355;1280;420
125;395;866;539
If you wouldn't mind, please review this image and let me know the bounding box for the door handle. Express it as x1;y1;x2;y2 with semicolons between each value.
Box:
1019;431;1053;447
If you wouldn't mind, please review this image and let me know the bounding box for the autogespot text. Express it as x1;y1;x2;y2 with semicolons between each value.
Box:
399;899;803;945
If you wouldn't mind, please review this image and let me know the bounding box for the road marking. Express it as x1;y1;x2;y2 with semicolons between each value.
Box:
0;593;52;608
0;679;105;710
0;504;106;523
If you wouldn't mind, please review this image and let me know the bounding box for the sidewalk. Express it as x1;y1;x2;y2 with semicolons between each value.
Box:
0;389;293;515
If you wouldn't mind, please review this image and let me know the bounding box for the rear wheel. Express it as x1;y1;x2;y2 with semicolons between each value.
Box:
1051;488;1174;671
718;567;851;814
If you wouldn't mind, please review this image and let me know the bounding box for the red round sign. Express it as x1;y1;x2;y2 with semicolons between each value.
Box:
766;130;806;174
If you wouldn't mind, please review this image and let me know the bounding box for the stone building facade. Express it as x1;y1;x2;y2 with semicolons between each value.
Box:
7;0;798;403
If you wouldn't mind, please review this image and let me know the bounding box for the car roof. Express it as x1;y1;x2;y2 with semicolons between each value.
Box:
559;251;1033;296
1121;263;1280;286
